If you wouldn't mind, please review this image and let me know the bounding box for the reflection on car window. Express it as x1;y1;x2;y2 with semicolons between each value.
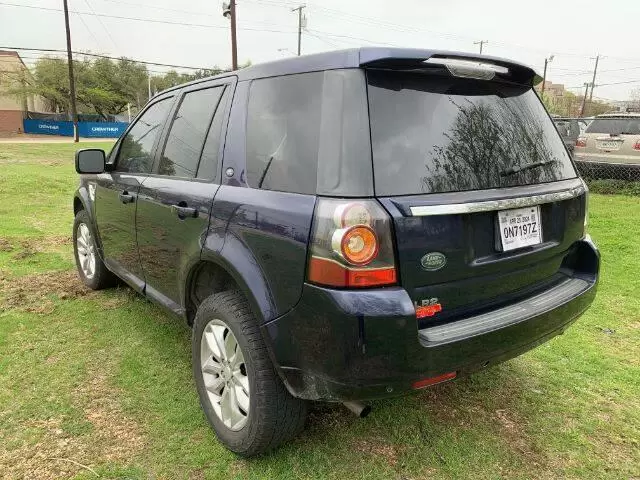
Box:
159;87;225;178
367;71;576;195
116;98;172;174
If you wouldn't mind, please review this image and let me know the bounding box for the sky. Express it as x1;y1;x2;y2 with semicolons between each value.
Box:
1;0;640;101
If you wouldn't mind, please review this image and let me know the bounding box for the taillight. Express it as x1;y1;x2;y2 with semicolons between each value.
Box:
633;140;640;151
575;136;587;148
307;199;397;288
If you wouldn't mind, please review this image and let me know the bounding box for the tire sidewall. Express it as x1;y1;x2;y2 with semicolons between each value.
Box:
192;296;259;452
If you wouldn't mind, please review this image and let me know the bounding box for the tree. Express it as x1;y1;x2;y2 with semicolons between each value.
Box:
10;56;246;118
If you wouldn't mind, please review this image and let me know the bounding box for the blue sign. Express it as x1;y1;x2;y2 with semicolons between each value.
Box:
23;120;128;138
78;122;128;138
23;119;74;136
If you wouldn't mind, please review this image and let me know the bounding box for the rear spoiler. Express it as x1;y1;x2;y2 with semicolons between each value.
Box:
358;48;541;86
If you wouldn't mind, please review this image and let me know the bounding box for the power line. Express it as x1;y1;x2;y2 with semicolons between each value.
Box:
83;0;120;50
0;2;295;33
0;46;214;70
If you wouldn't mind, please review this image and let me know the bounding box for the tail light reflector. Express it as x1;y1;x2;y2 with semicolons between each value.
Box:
307;199;397;288
633;140;640;151
412;371;457;390
575;136;587;148
416;303;442;318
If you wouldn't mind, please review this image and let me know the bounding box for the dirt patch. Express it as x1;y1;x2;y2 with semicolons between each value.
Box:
0;238;14;252
1;373;144;479
1;235;70;260
0;269;93;314
352;437;404;466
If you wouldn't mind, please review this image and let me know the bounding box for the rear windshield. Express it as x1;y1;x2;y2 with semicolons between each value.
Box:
367;70;576;195
585;117;640;135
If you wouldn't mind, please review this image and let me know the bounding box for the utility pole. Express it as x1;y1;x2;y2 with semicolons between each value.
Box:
588;54;600;103
579;82;590;117
62;0;79;142
222;1;238;70
541;55;554;101
473;40;488;54
147;74;152;101
292;5;306;56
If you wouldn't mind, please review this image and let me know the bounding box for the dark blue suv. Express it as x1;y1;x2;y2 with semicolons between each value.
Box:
73;48;599;456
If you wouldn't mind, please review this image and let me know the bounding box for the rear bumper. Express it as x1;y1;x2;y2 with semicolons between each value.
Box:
262;237;599;401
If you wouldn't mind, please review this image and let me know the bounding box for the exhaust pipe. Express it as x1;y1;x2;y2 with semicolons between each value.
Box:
343;401;372;418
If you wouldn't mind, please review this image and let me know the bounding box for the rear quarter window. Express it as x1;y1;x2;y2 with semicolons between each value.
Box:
367;70;577;195
246;73;323;195
245;70;373;196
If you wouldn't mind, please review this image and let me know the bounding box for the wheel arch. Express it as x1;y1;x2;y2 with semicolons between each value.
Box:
184;247;276;328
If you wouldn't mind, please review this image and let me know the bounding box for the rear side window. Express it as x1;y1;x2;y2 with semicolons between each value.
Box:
158;86;225;178
116;98;172;173
246;73;322;194
585;117;640;135
245;70;372;196
367;70;577;195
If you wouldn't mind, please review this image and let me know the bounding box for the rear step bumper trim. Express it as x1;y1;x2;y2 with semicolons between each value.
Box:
409;185;585;216
419;277;590;345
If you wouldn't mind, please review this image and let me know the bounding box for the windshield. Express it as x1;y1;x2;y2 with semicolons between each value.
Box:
585;118;640;135
367;70;576;195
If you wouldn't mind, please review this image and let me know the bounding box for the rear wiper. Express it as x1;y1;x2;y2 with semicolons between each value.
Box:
500;160;554;177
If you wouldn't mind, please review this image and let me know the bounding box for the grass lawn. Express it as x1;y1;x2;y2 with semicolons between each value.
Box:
0;142;638;480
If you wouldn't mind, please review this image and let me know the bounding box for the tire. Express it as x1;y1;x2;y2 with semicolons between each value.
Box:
192;290;307;456
72;209;116;290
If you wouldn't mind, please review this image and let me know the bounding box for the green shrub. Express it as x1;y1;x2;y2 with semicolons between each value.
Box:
584;178;640;196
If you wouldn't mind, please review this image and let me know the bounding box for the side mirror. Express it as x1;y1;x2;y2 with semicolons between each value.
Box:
75;149;106;174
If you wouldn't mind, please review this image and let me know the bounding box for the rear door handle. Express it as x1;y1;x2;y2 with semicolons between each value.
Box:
119;191;135;204
171;204;198;219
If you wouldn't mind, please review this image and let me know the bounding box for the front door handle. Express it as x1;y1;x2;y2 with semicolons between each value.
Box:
171;204;198;219
119;191;135;204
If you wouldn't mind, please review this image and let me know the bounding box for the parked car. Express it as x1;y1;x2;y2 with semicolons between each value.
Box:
574;113;640;178
553;117;581;153
73;48;599;456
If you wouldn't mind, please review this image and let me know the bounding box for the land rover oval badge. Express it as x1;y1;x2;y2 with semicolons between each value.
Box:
421;252;447;271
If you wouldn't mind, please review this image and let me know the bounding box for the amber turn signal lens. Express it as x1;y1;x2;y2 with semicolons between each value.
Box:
338;225;379;266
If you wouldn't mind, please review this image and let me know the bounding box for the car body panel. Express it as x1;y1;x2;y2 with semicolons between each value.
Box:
136;177;219;314
93;172;147;291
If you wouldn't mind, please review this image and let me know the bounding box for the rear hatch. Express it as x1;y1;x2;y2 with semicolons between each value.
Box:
576;115;640;164
364;60;587;325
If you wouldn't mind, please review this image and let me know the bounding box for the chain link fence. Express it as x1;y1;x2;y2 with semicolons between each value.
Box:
553;116;640;189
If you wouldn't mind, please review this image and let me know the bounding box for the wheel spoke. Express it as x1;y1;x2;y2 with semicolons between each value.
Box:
203;328;223;362
219;387;233;425
212;326;227;361
224;330;238;361
230;345;244;369
234;383;250;413
204;374;224;394
232;370;249;395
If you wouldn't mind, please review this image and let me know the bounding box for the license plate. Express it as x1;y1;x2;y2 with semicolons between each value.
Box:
597;140;622;150
498;206;542;252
